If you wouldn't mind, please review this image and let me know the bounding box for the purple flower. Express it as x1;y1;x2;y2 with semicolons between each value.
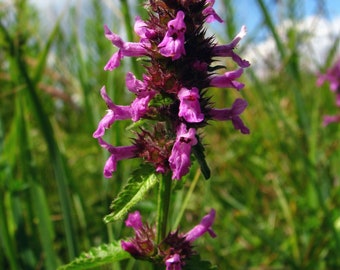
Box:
129;96;152;121
210;68;245;90
169;123;198;180
317;58;340;126
323;115;340;126
203;0;223;23
104;25;149;70
126;72;148;94
184;209;217;242
125;72;156;99
125;211;143;231
212;26;250;68
178;87;204;123
97;138;138;178
165;253;181;270
158;11;186;60
121;241;141;257
317;58;340;92
121;211;155;258
121;209;216;268
164;209;216;270
93;87;132;138
125;72;156;121
209;98;250;134
134;16;156;41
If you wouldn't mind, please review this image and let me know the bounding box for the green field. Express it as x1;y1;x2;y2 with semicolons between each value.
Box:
1;0;339;269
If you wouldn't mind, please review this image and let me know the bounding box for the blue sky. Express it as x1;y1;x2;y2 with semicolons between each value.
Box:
28;0;340;33
27;0;340;74
231;0;340;42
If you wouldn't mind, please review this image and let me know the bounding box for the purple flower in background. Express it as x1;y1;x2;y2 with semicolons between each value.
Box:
323;115;340;126
178;87;204;123
169;124;198;180
317;58;340;93
317;57;340;126
158;11;186;60
210;98;250;134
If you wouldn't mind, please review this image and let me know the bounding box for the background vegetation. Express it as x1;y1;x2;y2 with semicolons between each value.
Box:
1;0;339;269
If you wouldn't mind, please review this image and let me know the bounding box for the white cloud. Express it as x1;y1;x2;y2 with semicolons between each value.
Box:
244;15;340;78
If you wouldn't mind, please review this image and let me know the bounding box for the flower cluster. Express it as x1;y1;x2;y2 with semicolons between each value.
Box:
317;57;340;126
121;209;216;269
93;0;250;180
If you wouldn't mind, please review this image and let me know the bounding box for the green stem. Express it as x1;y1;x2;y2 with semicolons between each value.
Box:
173;169;200;229
156;173;172;244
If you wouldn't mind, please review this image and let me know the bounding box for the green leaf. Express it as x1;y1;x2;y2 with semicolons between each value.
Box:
184;254;218;270
58;241;131;270
33;15;62;84
104;164;159;223
192;137;211;180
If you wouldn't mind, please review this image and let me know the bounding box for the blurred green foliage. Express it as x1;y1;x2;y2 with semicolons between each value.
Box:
0;0;339;269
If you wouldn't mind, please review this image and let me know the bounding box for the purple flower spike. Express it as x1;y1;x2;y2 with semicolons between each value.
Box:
169;123;197;180
96;0;251;180
210;98;250;134
165;253;182;270
98;138;138;178
178;87;204;123
93;87;132;138
185;209;216;242
203;0;224;23
210;68;245;90
104;25;149;70
212;26;250;68
158;11;186;60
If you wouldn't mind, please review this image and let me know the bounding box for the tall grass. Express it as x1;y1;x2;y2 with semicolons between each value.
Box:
0;0;339;269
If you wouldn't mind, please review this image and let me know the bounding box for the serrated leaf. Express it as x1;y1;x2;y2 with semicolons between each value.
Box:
104;164;159;223
192;137;211;180
184;254;218;270
58;241;131;270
